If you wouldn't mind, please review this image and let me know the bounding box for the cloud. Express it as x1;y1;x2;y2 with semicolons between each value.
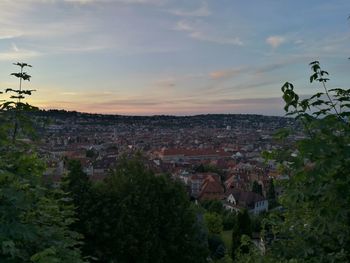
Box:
211;97;283;105
0;0;177;56
209;71;228;79
35;95;289;116
209;68;244;80
111;0;165;4
175;20;243;46
100;99;161;106
64;0;95;3
155;78;176;88
210;81;269;96
266;35;285;48
190;31;243;46
169;2;211;17
255;62;290;74
42;44;109;54
0;44;40;61
11;43;19;52
64;0;164;5
60;92;78;96
175;20;195;31
209;59;299;82
0;1;114;55
0;29;23;40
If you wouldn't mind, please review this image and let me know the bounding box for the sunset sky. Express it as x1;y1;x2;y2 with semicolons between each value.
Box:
0;0;349;115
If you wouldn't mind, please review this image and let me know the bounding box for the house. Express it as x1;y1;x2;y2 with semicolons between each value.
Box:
189;173;211;197
225;189;268;214
198;174;224;201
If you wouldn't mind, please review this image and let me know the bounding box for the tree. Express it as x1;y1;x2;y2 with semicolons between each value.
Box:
0;63;84;262
208;235;226;260
222;211;236;231
231;209;252;260
2;62;37;142
79;155;208;262
204;212;224;235
266;178;276;208
62;160;92;239
239;61;350;262
252;181;263;196
85;149;96;158
214;254;233;263
201;199;225;214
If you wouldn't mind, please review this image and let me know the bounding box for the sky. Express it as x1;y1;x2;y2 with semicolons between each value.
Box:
0;0;349;116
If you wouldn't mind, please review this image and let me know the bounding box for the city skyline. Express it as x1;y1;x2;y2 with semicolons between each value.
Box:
0;0;349;115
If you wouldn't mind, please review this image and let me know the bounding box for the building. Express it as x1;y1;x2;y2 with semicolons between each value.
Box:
225;189;268;214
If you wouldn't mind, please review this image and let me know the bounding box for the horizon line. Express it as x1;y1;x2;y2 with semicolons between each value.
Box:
38;107;288;118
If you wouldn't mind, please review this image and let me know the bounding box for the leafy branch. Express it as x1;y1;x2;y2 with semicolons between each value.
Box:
242;62;350;263
281;61;349;124
0;62;37;142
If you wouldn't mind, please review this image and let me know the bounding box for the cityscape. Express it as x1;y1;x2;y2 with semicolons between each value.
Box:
0;0;349;262
38;111;298;206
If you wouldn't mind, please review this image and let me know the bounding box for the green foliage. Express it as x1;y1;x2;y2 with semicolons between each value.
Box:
251;214;264;233
252;181;263;196
85;149;96;158
208;234;226;260
231;209;252;260
241;61;350;262
62;160;92;238
194;163;220;174
234;235;264;263
64;160;91;199
214;254;234;263
201;199;225;214
221;230;233;254
1;62;38;142
222;212;236;231
266;178;277;208
204;212;224;235
75;155;208;262
0;63;84;262
0;152;84;262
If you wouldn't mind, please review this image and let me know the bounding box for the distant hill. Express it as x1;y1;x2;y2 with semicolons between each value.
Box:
32;109;296;129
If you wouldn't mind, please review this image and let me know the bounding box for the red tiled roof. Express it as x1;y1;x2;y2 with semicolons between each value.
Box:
198;175;224;201
162;148;231;157
190;172;216;181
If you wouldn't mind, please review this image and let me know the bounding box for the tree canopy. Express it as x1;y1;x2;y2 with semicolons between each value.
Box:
0;63;84;262
68;155;208;263
239;61;350;262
